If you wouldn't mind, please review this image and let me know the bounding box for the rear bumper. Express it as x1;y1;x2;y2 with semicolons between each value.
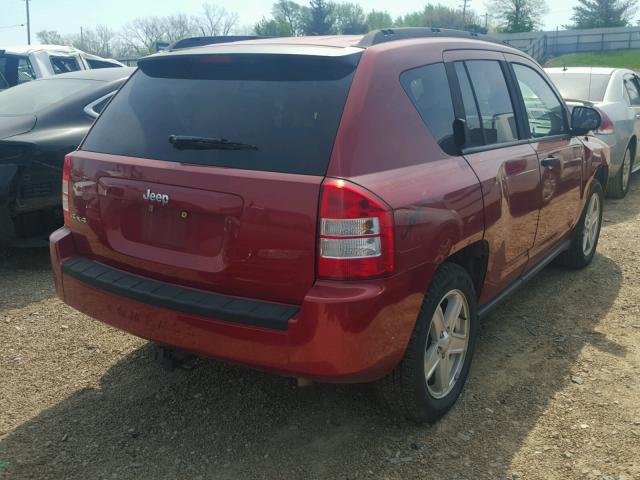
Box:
50;227;431;382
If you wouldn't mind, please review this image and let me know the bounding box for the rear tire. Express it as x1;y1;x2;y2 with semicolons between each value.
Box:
607;144;633;198
556;180;603;269
376;263;477;424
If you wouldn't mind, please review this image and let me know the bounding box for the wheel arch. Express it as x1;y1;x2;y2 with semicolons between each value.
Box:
445;240;489;301
628;135;637;165
595;163;609;194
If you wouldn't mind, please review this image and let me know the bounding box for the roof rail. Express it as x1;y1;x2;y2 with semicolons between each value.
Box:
356;27;509;48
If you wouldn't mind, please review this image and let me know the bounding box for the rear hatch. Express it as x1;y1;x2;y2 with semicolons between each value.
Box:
67;46;361;304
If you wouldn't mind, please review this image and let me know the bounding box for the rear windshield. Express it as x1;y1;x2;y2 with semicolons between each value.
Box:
0;78;98;115
547;72;611;102
82;53;361;175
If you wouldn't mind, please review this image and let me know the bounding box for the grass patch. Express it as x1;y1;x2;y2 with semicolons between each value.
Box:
545;50;640;70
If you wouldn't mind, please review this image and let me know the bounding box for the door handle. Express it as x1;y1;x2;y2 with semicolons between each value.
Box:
635;113;640;119
541;156;560;168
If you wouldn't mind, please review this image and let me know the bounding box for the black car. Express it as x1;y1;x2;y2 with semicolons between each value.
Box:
0;67;133;246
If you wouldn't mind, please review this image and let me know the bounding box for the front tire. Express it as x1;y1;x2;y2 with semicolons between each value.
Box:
377;263;478;424
556;180;604;269
607;144;633;198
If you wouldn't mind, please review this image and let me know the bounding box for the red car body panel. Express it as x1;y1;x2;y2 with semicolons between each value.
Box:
51;226;428;382
66;152;322;304
50;35;608;382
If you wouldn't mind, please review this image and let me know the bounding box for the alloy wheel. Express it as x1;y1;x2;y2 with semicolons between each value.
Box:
424;289;470;399
582;193;601;256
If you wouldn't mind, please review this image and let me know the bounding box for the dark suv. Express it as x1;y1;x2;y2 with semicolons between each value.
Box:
50;29;607;423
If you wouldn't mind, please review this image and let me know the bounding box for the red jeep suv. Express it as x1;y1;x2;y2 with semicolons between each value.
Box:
50;29;607;423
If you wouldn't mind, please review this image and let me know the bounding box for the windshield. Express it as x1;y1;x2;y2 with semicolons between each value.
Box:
82;53;361;176
547;72;611;102
0;78;98;115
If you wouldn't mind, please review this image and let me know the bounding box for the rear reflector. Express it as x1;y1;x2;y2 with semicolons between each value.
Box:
318;178;394;279
62;154;71;225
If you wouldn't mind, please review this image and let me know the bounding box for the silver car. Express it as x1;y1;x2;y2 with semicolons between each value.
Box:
545;67;640;198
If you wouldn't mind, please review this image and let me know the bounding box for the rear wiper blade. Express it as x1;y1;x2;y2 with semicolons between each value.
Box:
168;135;258;151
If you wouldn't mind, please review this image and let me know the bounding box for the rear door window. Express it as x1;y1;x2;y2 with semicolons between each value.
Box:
0;55;36;87
454;60;518;147
50;56;81;74
454;62;484;148
82;53;361;175
624;74;640;106
17;57;36;84
87;59;119;69
400;63;457;155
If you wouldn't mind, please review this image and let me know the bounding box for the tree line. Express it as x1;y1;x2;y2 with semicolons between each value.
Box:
37;0;639;59
255;0;638;36
254;0;488;36
37;4;239;58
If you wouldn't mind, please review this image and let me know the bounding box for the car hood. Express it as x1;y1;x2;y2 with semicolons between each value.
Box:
0;115;37;140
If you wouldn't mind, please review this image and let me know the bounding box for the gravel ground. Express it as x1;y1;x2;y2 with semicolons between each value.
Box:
1;180;639;480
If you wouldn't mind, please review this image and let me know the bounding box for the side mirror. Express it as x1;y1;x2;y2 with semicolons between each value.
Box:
571;106;601;136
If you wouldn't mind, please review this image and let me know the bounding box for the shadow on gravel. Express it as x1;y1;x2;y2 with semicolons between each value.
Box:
0;247;54;311
602;174;640;225
0;254;624;480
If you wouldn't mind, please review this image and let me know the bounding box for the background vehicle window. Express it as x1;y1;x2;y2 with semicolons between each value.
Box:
0;55;36;87
400;62;456;155
50;56;80;74
85;93;114;118
17;57;36;84
546;72;610;103
87;59;119;69
513;64;567;138
624;75;640;106
460;60;518;145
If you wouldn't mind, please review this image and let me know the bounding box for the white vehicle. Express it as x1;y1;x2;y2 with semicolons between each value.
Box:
0;45;124;90
546;67;640;198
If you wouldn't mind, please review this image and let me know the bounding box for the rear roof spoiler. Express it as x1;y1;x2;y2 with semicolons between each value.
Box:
168;36;266;50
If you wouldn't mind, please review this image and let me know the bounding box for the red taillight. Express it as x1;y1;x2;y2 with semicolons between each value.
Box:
62;154;72;225
318;178;394;280
596;108;614;134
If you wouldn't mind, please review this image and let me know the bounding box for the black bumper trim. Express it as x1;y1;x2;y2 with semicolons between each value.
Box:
62;256;298;331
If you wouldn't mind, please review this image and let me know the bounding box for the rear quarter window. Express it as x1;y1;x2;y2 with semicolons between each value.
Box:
400;62;457;155
82;53;361;176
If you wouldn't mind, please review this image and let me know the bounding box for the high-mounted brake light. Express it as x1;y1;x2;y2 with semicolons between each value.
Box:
318;178;394;279
62;154;72;225
595;108;614;135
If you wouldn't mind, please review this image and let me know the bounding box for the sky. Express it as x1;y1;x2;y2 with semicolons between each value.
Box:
0;0;607;46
